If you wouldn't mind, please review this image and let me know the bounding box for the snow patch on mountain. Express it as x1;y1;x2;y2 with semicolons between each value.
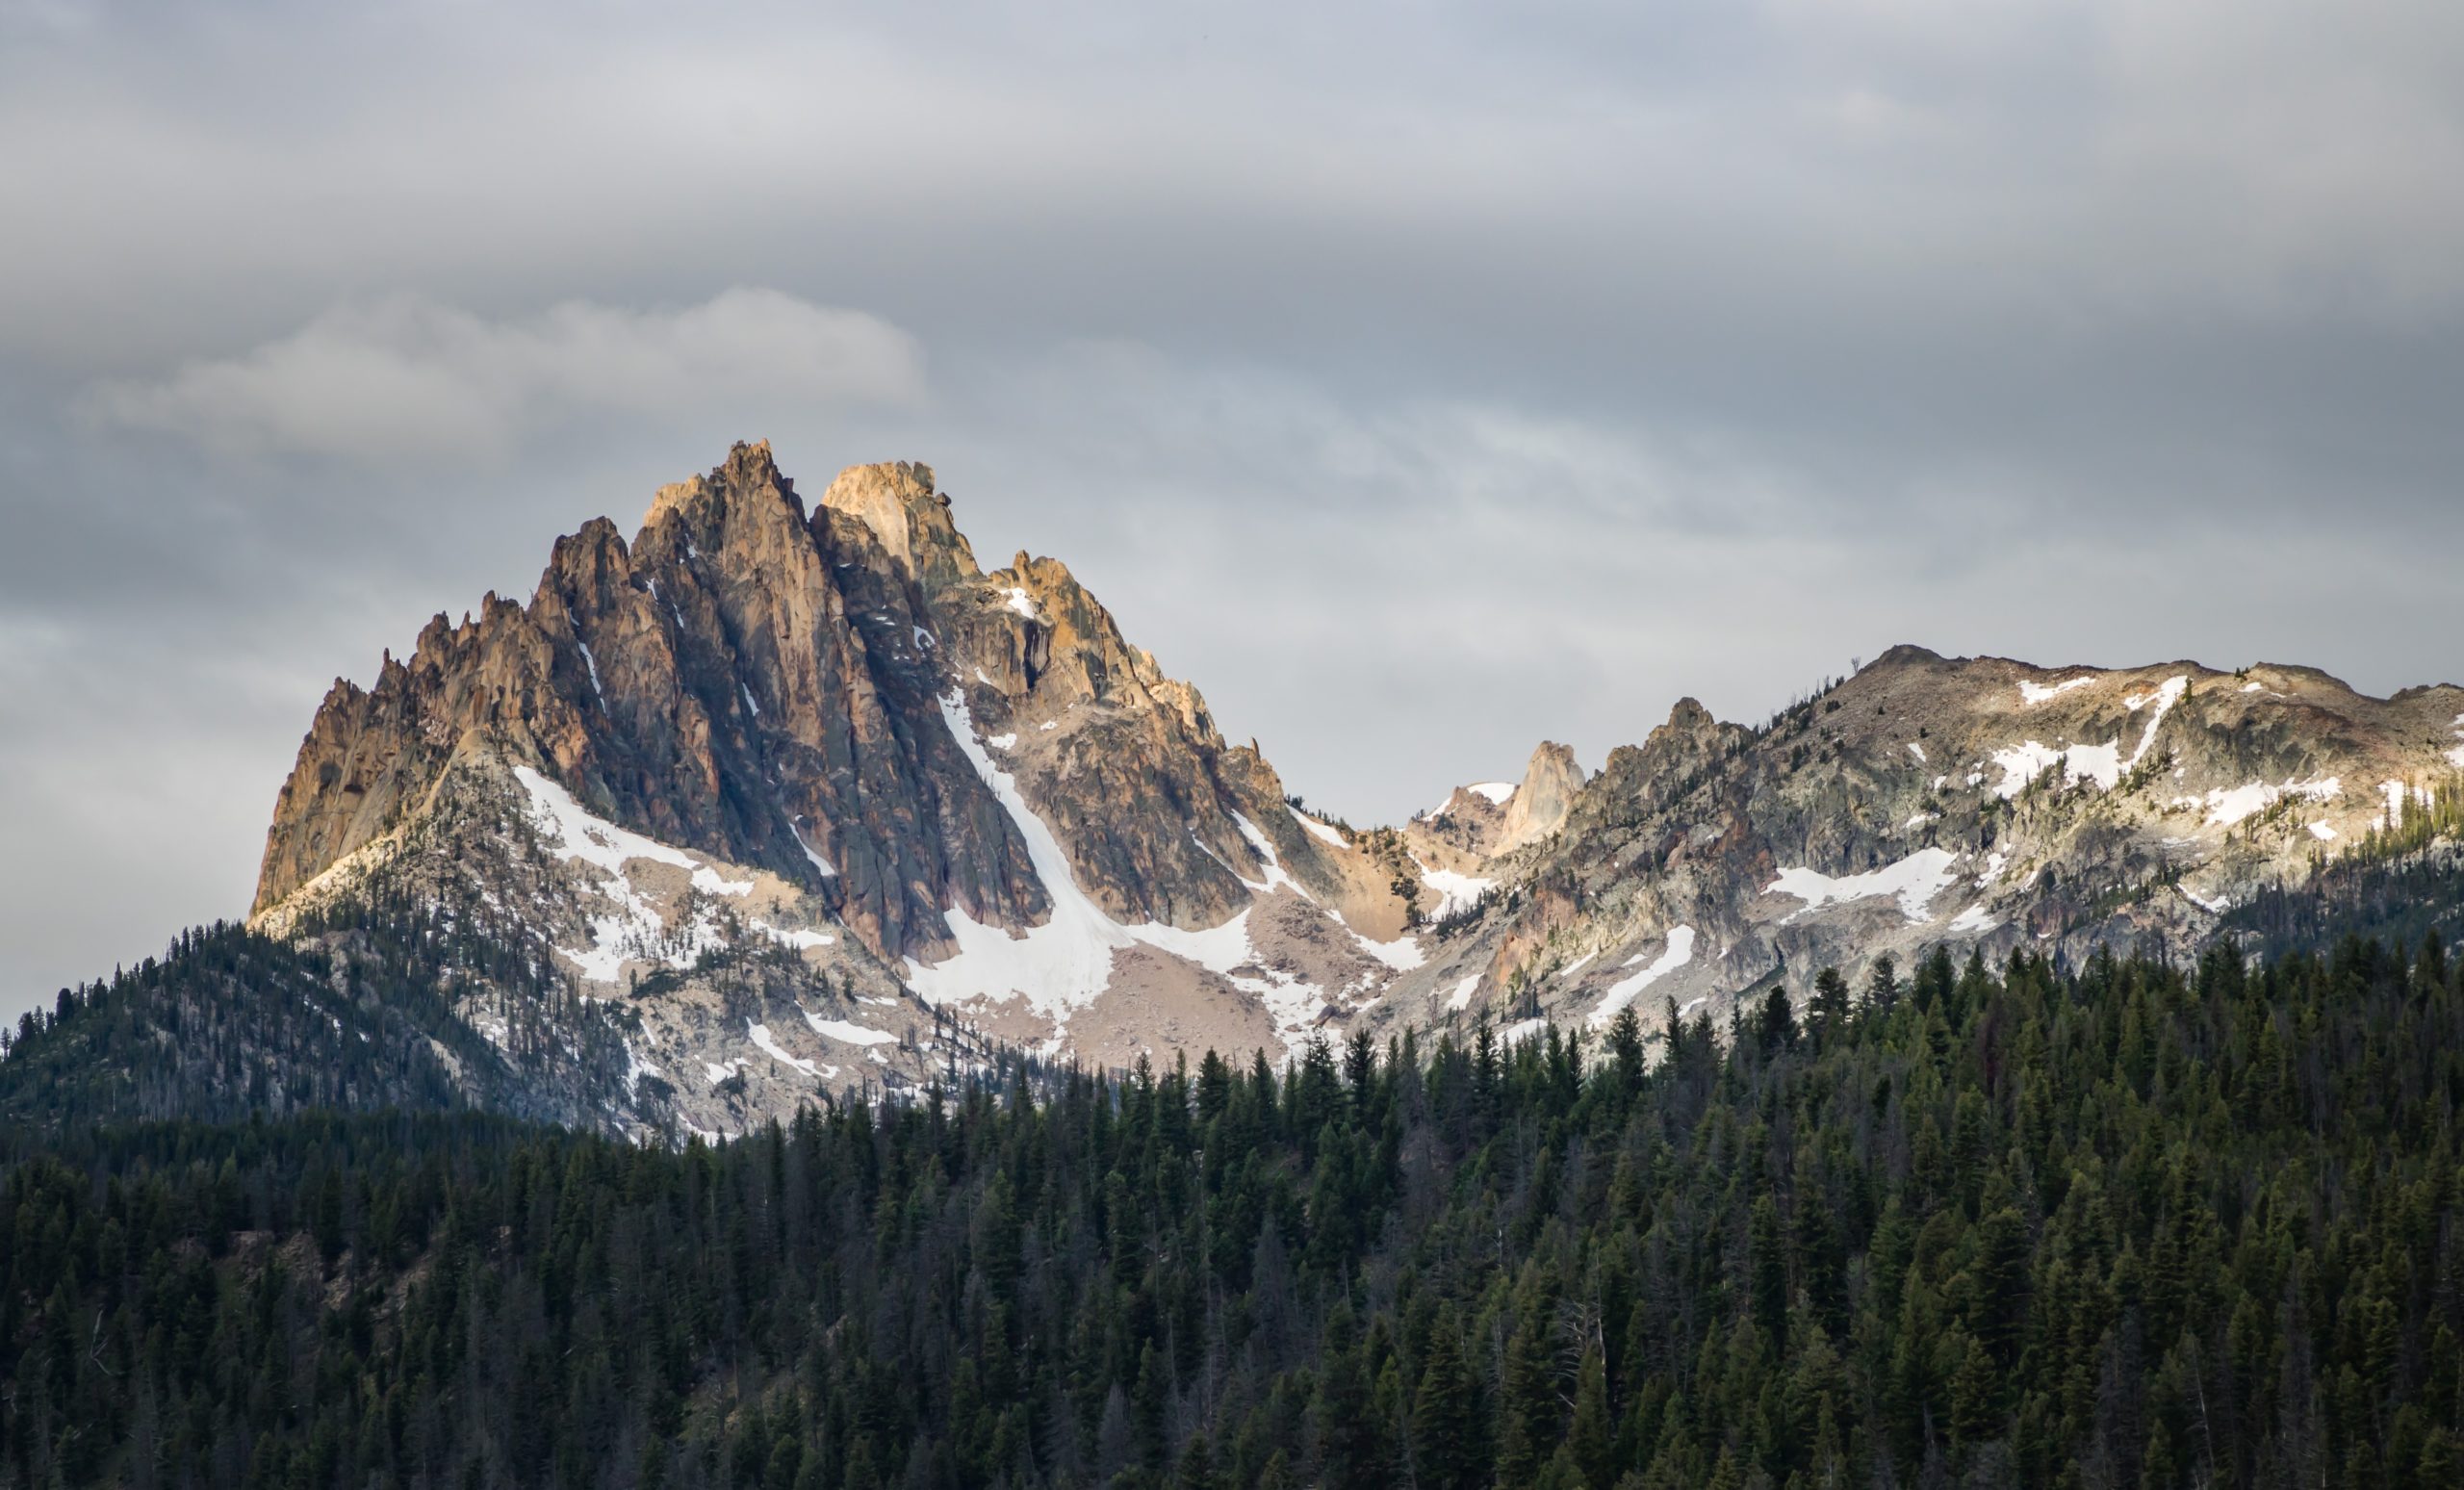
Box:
516;765;752;895
1231;812;1300;894
2018;676;2096;706
2172;777;2341;827
514;764;758;982
751;921;834;951
622;1040;659;1092
2379;780;2408;830
1293;810;1348;848
1766;848;1960;924
802;1009;896;1047
1589;926;1696;1028
907;690;1268;1033
1992;739;2122;797
749;1022;818;1077
1414;857;1495;919
1993;675;2185;798
789;822;836;877
1353;931;1427;973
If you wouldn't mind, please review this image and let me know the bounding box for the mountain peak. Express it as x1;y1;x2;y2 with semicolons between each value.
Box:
818;460;977;590
1868;643;1944;670
1497;740;1584;851
640;439;804;533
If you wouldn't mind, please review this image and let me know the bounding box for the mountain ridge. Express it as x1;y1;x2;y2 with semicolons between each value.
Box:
19;443;2464;1138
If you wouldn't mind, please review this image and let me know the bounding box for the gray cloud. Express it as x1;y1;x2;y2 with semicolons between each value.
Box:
2;0;2460;1016
84;289;922;461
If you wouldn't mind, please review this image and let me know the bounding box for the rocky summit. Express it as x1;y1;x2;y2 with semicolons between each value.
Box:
242;444;1417;1139
192;445;2464;1138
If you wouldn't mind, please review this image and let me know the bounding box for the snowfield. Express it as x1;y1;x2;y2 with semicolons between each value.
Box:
1991;675;2185;798
1589;927;1697;1028
2017;676;2096;706
748;1021;818;1076
908;690;1420;1046
1766;848;1960;924
801;1009;896;1047
514;764;756;982
1292;810;1348;847
905;691;1257;1027
1413;858;1496;920
2171;777;2340;827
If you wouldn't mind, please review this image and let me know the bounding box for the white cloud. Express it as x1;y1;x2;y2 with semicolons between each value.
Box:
83;288;925;462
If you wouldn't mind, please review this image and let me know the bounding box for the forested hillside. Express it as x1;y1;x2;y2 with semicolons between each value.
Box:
0;908;635;1134
8;933;2464;1489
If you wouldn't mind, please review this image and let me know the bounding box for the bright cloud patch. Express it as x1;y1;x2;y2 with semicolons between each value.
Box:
86;288;924;461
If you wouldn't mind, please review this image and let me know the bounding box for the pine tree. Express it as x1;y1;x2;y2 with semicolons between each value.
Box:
1567;1346;1614;1490
1410;1312;1483;1490
1494;1313;1557;1487
1314;1304;1385;1490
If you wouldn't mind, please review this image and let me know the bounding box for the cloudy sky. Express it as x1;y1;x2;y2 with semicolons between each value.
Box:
5;0;2461;1015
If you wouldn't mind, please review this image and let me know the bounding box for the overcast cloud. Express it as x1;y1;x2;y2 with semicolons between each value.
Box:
4;0;2460;1015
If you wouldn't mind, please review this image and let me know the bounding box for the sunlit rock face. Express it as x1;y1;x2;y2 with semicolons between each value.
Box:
249;444;1421;1133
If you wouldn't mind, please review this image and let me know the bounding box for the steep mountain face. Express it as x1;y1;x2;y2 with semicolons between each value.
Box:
1370;645;2464;1045
243;444;1422;1136
46;442;2452;1141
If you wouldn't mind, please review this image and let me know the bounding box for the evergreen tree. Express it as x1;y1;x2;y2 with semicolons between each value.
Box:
1410;1311;1484;1490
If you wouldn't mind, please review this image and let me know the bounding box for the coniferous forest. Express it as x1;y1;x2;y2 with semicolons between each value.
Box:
8;935;2464;1489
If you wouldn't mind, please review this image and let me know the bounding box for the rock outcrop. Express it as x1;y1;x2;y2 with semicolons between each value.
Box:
1496;741;1584;851
237;447;2464;1138
248;444;1421;1133
1367;646;2464;1048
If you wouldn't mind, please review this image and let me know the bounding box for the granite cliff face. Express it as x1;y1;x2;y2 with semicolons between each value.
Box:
1367;645;2464;1048
248;445;1419;1136
235;445;2464;1138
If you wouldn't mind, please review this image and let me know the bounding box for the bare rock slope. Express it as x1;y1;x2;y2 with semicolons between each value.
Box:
1371;646;2464;1048
241;447;2464;1136
249;445;1422;1135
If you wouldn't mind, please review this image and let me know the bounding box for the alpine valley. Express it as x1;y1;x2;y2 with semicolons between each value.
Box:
7;444;2462;1139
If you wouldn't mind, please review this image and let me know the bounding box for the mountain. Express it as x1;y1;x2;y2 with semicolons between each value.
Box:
8;444;2463;1139
227;444;1423;1138
1378;647;2464;1046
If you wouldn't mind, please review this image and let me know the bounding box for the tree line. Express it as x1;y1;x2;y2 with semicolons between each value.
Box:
6;931;2464;1489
